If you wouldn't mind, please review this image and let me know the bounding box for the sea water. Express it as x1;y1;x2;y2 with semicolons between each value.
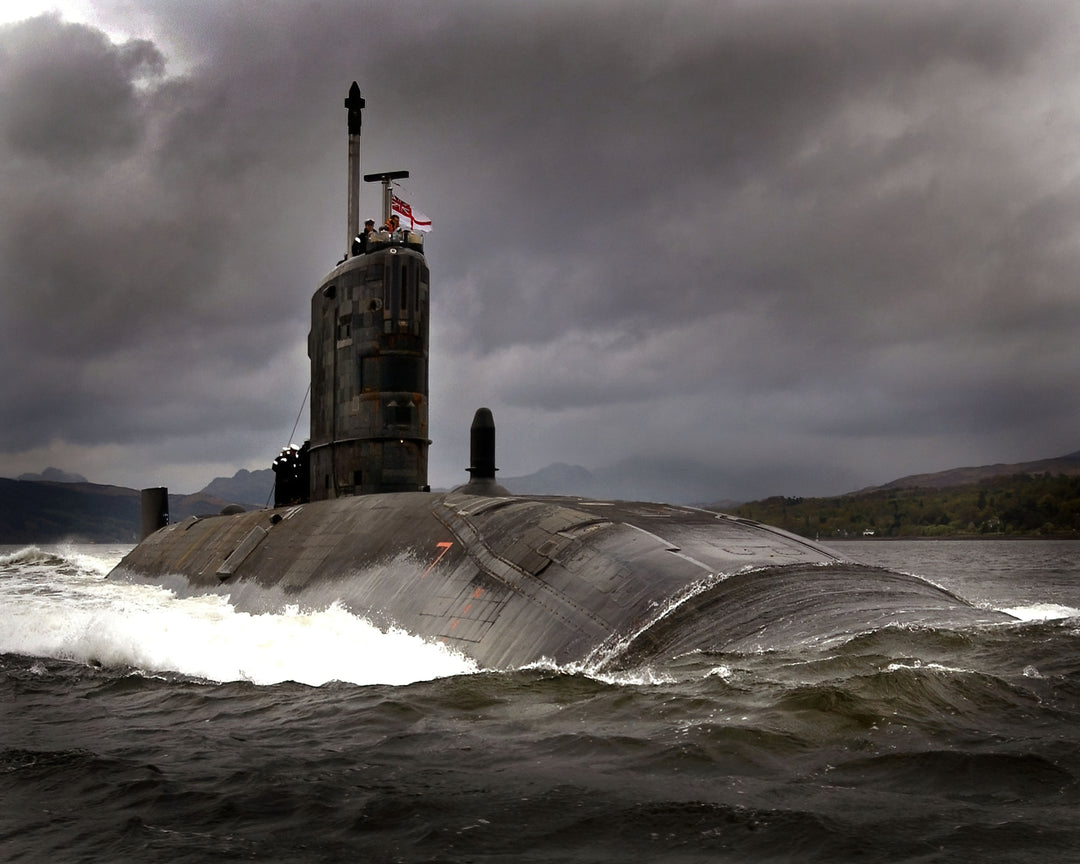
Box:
2;540;1079;862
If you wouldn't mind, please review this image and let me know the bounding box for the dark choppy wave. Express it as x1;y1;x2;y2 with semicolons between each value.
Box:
2;541;1080;862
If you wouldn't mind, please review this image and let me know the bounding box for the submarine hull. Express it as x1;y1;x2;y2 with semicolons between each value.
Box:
110;492;1011;670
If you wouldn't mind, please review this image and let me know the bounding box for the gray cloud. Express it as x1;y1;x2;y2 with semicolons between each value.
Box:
1;1;1078;500
0;15;163;163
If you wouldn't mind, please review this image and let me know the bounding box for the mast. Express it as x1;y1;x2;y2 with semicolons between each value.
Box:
344;82;365;258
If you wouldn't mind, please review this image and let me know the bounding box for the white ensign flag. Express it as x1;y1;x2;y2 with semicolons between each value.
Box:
391;194;432;232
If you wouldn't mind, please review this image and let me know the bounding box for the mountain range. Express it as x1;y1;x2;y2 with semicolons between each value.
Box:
1;449;1078;543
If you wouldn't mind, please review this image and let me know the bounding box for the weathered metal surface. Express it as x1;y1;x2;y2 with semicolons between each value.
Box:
308;244;430;498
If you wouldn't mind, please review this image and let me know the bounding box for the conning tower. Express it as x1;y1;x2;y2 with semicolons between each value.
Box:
307;83;430;499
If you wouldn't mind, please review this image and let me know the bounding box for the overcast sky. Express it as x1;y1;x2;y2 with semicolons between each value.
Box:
1;1;1078;501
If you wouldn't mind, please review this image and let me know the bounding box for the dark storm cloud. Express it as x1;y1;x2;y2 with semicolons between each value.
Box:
389;0;1055;342
0;15;163;163
1;1;1078;497
0;12;328;469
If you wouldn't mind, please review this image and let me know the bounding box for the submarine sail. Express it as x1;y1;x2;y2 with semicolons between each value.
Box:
308;213;430;497
109;84;1013;672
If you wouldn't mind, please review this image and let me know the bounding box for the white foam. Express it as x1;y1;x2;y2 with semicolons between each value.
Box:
0;546;477;686
885;659;971;675
999;603;1080;622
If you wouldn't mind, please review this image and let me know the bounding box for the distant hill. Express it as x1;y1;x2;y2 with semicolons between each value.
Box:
501;458;743;504
464;450;1080;506
856;450;1080;493
0;479;254;544
728;450;1080;539
0;479;140;543
501;463;599;496
199;468;275;509
16;467;88;484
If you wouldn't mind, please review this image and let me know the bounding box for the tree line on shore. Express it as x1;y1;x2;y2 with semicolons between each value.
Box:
729;473;1080;539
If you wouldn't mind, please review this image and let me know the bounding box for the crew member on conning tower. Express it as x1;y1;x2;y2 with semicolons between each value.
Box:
351;218;376;255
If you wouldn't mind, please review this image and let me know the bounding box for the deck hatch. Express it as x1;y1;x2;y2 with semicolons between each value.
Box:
216;526;269;578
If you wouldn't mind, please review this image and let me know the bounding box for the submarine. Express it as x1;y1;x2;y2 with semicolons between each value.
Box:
109;84;1012;671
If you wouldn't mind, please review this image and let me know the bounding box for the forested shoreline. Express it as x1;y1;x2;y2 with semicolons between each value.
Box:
729;473;1080;539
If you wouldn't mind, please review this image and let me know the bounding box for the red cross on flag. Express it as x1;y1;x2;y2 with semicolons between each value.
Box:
391;194;432;232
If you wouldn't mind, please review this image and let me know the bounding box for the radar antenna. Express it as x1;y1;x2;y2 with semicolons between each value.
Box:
364;170;410;225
